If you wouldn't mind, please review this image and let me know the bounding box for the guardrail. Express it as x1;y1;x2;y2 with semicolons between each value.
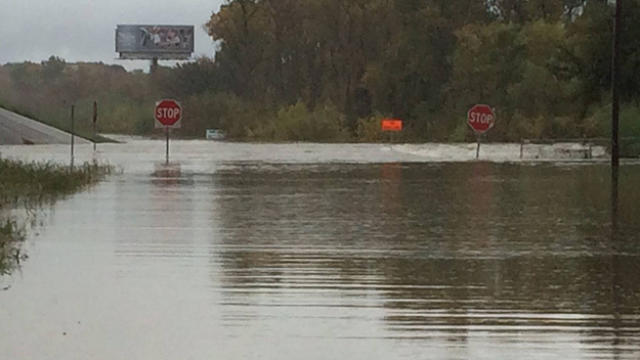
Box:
519;137;640;160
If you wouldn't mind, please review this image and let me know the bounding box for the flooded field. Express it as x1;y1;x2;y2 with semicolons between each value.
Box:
1;140;640;360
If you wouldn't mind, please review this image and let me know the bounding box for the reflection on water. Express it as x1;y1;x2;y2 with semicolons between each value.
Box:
210;163;640;358
0;216;27;279
1;199;56;279
1;149;640;359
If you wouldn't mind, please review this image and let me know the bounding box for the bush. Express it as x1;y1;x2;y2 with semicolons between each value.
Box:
253;102;348;142
506;112;546;140
583;102;640;139
448;122;469;142
356;114;385;142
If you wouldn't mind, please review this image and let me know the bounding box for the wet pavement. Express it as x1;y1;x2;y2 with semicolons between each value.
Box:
1;140;639;359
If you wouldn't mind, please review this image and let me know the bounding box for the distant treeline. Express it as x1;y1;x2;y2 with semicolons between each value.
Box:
1;0;640;142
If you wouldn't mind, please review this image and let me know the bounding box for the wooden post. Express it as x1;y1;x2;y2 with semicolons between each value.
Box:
70;105;75;169
93;101;98;152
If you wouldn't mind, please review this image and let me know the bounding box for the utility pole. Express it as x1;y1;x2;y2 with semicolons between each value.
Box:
611;0;622;169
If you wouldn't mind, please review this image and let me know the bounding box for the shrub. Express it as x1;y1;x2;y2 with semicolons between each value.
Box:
356;114;386;142
253;101;348;142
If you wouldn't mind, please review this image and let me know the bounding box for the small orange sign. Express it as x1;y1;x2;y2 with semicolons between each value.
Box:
381;119;403;132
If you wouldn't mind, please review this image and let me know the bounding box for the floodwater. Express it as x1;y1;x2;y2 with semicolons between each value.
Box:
1;140;640;360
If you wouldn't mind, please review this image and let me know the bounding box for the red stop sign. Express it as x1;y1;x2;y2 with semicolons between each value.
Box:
467;104;495;134
155;99;182;128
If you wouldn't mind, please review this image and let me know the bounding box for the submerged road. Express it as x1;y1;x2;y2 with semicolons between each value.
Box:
1;147;639;359
0;107;90;145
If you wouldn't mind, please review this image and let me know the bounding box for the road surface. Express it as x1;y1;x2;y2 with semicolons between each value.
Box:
0;107;90;145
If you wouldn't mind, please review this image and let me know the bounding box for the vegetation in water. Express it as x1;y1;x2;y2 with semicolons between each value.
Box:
0;0;640;152
0;159;113;278
0;218;26;277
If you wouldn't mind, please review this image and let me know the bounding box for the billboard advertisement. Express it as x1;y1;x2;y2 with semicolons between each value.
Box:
116;25;194;59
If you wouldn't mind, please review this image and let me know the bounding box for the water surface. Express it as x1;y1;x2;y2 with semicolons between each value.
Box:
1;141;639;360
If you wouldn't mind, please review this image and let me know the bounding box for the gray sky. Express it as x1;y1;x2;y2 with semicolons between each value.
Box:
0;0;223;71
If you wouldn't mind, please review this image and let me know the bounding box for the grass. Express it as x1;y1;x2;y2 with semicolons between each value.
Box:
0;158;113;204
0;158;113;277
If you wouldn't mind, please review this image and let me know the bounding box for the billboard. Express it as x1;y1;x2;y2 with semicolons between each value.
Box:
116;25;194;60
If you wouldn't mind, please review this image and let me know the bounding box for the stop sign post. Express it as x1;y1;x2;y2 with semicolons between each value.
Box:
467;104;495;159
155;99;182;165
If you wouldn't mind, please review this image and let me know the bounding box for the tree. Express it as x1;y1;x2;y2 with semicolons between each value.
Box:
206;0;272;100
41;56;66;82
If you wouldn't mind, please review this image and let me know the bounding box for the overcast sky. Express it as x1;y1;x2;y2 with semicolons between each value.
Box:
0;0;224;71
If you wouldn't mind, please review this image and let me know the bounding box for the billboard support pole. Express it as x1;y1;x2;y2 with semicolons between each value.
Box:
151;57;158;75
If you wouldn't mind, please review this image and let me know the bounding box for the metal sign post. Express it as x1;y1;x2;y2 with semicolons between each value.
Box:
381;119;403;143
467;105;495;160
154;99;182;165
165;127;170;165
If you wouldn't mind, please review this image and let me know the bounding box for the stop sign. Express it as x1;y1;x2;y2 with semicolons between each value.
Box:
155;99;182;128
467;104;495;134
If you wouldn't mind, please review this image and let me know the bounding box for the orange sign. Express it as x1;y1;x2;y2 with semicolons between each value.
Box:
381;119;403;132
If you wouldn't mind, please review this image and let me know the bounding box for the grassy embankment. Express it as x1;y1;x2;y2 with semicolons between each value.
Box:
0;158;112;276
0;103;115;144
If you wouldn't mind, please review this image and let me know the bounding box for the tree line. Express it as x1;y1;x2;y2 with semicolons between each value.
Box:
1;0;640;143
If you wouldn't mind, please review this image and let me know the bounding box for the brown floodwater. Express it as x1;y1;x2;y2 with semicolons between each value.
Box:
1;140;639;360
